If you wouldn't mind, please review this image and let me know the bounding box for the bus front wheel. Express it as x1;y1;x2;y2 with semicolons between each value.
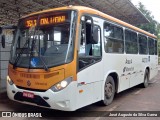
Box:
101;76;115;106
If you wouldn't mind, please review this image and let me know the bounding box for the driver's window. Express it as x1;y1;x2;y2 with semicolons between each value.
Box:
78;16;102;71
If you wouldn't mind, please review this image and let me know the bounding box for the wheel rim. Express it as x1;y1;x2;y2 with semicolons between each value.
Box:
105;82;113;99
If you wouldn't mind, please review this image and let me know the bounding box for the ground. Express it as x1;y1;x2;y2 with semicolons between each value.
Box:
0;70;160;120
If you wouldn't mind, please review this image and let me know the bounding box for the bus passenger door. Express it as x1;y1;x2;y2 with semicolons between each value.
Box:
76;16;103;108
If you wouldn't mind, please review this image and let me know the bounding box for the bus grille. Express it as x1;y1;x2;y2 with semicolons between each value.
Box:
16;86;46;92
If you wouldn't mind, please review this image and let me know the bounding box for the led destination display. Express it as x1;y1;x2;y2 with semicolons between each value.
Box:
25;13;67;27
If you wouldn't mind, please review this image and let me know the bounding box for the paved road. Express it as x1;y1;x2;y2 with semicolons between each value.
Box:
0;71;160;120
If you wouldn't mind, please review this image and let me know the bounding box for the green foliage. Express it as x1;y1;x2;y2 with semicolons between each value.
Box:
158;41;160;56
136;2;160;36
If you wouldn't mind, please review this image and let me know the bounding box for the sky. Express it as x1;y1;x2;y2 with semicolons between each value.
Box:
131;0;160;23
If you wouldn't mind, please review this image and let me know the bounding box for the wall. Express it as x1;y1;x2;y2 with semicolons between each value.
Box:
0;30;13;92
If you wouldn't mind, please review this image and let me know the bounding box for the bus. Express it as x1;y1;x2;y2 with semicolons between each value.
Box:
6;6;158;111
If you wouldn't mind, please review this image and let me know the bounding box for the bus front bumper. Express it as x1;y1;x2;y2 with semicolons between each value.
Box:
7;81;77;111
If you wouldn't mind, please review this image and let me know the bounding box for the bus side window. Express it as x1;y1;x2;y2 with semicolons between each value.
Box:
125;30;138;54
104;23;124;53
154;40;157;55
138;34;147;54
148;38;155;55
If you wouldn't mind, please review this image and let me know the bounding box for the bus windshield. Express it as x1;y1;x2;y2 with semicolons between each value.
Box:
10;10;77;69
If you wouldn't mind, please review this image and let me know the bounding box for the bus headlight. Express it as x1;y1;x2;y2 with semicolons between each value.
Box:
51;77;72;92
7;76;14;85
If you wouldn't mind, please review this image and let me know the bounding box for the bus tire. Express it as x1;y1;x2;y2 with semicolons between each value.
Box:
142;69;149;88
101;76;115;106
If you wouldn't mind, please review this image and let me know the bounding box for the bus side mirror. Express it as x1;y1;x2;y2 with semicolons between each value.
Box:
92;26;99;44
1;35;5;48
85;20;98;44
81;16;98;45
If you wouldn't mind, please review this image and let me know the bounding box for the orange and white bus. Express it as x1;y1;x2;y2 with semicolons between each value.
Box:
7;6;158;111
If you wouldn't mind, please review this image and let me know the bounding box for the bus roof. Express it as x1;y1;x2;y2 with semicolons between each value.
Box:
22;6;157;39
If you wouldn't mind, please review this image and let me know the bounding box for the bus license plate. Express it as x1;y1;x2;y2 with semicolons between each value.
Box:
23;91;34;98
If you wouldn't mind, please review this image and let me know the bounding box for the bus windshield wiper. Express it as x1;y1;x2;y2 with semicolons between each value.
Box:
39;56;49;71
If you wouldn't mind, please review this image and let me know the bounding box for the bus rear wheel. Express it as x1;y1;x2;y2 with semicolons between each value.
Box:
142;69;149;88
101;76;115;106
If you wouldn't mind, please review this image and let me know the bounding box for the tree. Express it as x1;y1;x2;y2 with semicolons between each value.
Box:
136;2;159;36
136;2;160;56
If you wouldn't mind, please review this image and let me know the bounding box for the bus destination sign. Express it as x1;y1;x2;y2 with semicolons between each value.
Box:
25;14;67;27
